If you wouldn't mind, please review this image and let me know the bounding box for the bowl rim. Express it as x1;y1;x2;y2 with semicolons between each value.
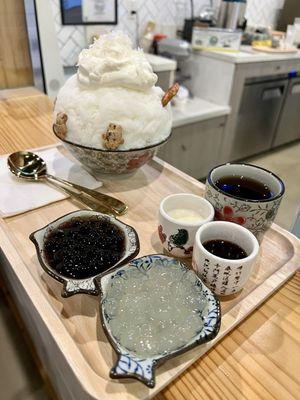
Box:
159;193;215;227
53;125;172;153
99;254;221;388
207;162;285;203
195;221;260;264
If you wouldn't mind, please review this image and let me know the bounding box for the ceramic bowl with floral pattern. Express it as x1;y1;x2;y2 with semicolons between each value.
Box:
205;163;285;242
54;128;171;175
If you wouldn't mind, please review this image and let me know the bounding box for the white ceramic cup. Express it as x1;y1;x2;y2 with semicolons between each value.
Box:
192;221;259;295
158;193;214;258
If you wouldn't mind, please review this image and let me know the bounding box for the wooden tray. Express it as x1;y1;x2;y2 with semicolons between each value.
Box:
0;146;299;400
252;45;298;54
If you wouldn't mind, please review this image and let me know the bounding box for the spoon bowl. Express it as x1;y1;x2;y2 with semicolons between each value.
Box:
8;151;47;180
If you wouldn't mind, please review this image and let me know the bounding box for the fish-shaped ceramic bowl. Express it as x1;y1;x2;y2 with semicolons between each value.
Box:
100;254;221;388
30;210;140;297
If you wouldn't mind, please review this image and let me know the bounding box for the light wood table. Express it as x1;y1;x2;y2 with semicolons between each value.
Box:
0;1;33;89
0;87;299;400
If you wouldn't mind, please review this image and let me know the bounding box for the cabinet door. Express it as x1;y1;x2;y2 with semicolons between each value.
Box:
157;117;225;179
273;78;300;147
231;79;288;160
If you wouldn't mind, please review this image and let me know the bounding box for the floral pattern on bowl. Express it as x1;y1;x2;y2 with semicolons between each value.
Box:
215;205;246;225
53;127;171;175
29;210;140;297
100;255;221;388
158;225;194;256
205;185;282;242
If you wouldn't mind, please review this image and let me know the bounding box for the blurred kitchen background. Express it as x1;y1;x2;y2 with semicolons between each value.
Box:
1;0;300;233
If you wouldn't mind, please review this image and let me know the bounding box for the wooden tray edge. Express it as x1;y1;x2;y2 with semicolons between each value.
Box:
0;217;298;400
0;149;299;400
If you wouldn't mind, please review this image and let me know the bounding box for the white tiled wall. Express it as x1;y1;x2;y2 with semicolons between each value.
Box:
245;0;285;28
51;0;213;66
51;0;86;66
105;0;221;40
51;0;285;67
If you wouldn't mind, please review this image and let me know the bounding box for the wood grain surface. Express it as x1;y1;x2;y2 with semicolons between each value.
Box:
0;87;54;153
0;0;33;89
157;272;300;400
0;87;299;400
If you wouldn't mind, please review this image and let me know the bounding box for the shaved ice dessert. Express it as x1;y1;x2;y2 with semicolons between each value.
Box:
54;31;176;151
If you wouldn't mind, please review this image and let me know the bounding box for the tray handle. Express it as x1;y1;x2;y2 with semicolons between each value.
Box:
110;355;156;388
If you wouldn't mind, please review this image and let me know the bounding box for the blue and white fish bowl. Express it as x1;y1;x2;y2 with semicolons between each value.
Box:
100;254;221;388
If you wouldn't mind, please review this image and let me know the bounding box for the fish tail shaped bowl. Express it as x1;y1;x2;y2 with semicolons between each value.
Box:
100;254;221;388
53;127;172;175
29;210;140;298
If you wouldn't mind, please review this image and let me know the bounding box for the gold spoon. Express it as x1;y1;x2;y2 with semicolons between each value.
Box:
7;151;128;215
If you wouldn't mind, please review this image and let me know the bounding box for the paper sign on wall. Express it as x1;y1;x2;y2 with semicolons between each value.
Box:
82;0;115;23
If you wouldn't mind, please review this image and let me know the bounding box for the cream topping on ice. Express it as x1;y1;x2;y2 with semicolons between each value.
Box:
54;31;172;151
77;31;157;91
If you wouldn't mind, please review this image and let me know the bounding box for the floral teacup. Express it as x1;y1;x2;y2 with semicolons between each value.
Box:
205;163;285;242
158;193;214;258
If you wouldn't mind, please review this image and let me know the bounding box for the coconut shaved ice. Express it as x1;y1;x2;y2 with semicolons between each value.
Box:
54;31;172;150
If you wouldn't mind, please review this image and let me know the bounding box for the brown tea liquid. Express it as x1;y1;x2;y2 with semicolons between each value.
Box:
215;175;273;200
203;239;248;260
